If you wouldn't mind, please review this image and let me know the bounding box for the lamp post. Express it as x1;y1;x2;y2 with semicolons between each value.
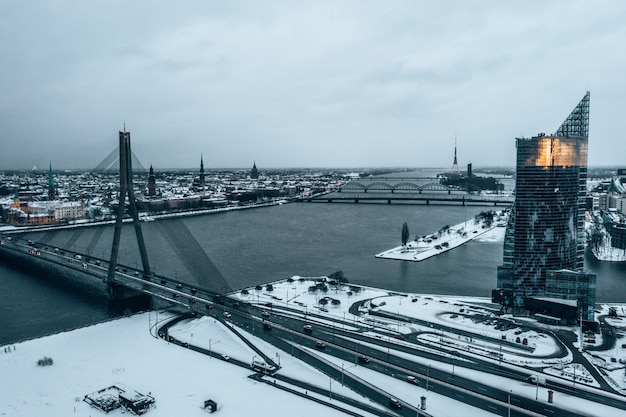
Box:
341;362;345;386
397;310;400;331
275;352;281;367
209;339;212;358
508;390;512;417
535;377;539;400
329;378;333;400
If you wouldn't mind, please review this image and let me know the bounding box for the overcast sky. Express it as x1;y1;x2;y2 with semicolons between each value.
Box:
1;1;625;170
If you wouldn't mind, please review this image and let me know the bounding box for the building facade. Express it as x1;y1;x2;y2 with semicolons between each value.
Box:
497;92;596;320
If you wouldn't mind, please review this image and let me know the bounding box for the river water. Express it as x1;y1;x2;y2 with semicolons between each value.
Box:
2;192;625;345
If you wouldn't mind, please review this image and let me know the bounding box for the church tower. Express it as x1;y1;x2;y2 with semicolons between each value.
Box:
147;164;156;196
250;161;259;180
199;154;206;187
47;162;56;200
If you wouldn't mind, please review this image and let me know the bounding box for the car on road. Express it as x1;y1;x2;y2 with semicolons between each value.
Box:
303;324;313;333
262;311;271;318
389;398;402;409
316;341;326;349
223;312;231;319
263;323;272;330
406;376;419;385
358;355;370;364
221;354;230;361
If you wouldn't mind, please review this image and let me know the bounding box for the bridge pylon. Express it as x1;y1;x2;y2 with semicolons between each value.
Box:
107;130;152;300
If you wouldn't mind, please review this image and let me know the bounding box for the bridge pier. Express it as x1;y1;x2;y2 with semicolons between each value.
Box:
387;199;391;204
107;282;151;303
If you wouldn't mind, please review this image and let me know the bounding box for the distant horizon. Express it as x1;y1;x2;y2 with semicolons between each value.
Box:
2;165;625;173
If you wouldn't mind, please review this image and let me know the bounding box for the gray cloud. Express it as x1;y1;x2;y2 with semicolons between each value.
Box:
1;0;624;170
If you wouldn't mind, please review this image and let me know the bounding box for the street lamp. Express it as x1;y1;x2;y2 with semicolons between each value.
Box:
535;376;539;400
452;356;455;376
508;390;512;417
276;352;281;367
329;378;333;400
209;339;212;358
341;362;345;386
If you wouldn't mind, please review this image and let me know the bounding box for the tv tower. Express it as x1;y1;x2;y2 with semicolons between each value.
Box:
451;137;460;174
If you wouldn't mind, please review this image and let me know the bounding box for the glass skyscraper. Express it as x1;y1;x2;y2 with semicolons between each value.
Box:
497;92;596;320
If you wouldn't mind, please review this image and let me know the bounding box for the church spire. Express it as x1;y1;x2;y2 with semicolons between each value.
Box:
48;162;56;200
199;154;206;187
250;161;259;180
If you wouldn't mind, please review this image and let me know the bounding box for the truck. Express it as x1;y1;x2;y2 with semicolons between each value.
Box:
526;374;547;386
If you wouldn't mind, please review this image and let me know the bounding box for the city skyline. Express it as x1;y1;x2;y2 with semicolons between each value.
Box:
2;1;626;170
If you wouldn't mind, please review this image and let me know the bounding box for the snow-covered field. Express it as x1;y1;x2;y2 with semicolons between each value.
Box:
0;312;362;417
3;277;626;417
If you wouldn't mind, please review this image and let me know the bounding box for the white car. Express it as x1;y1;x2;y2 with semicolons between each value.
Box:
223;312;231;319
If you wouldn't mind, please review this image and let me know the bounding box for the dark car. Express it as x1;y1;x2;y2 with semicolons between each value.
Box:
316;341;326;349
389;398;402;409
262;311;271;318
263;323;272;330
358;355;370;364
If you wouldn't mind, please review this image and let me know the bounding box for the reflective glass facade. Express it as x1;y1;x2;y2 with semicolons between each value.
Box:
497;92;596;319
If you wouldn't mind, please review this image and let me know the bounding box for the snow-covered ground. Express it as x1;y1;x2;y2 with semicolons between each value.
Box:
375;211;508;262
235;278;626;395
0;312;365;417
3;278;626;417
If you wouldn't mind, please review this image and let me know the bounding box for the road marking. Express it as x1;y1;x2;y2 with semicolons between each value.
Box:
544;408;555;413
478;387;487;392
488;405;498;411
